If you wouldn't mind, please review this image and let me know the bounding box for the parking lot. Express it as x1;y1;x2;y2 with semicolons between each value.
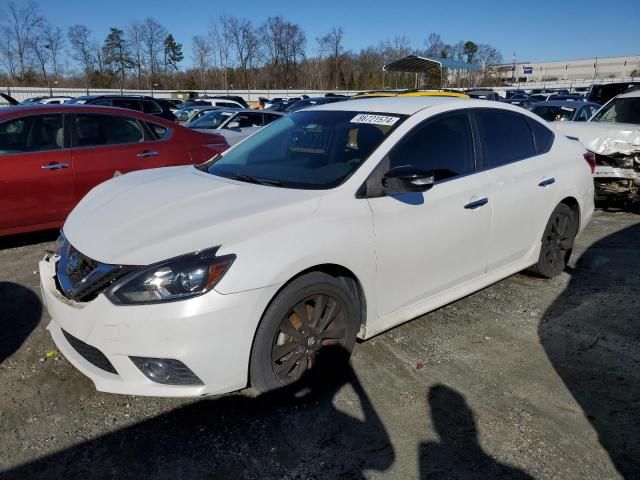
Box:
0;208;637;479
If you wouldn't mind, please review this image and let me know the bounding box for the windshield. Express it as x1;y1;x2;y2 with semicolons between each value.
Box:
591;97;640;125
531;105;576;122
189;110;234;129
206;110;406;189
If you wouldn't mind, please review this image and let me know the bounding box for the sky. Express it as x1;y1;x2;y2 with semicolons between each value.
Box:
23;0;640;67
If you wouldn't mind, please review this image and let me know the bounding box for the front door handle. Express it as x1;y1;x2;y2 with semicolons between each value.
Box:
137;150;159;158
41;162;70;170
538;177;556;187
464;198;489;209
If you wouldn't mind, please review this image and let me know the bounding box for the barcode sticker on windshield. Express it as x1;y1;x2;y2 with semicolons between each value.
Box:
351;114;400;126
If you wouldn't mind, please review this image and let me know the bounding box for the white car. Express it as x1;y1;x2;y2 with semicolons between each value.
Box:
39;97;595;397
189;109;285;146
554;88;640;204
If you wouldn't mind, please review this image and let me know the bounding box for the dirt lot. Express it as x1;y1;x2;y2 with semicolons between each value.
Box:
0;210;638;480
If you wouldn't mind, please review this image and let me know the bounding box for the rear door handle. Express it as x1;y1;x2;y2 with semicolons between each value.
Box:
464;198;489;209
137;150;159;158
538;177;555;187
41;162;70;170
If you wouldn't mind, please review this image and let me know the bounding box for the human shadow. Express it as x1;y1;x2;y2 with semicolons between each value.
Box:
419;384;534;479
539;222;640;477
0;282;42;364
2;347;394;480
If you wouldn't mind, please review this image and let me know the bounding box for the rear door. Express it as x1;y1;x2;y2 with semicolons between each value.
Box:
69;113;169;202
473;109;557;271
0;113;74;233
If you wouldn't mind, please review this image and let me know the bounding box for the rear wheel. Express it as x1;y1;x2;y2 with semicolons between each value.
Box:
250;272;359;392
529;203;577;278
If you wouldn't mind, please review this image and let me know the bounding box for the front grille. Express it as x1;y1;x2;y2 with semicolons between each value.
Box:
56;241;131;302
62;329;118;375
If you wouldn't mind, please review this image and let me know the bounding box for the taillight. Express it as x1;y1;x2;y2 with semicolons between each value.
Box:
583;151;596;173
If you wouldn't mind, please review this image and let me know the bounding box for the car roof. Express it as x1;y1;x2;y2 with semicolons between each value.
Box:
0;104;174;124
618;88;640;99
533;100;594;108
202;108;285;115
308;96;470;115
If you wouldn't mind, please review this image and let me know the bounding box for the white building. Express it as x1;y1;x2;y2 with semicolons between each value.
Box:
495;55;640;85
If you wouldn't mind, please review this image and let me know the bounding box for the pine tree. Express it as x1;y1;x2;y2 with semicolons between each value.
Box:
102;27;134;92
163;34;184;73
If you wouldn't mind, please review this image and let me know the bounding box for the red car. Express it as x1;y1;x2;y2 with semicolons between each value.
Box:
0;105;228;236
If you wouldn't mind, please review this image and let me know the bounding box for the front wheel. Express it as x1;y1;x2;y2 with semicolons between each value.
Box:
249;272;359;392
529;203;577;278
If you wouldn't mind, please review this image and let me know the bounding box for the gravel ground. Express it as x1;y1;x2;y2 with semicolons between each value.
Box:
0;210;638;479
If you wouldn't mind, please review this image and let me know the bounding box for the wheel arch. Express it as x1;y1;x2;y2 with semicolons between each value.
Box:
559;196;581;232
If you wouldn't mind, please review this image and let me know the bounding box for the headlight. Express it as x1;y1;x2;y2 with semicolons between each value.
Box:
105;247;235;305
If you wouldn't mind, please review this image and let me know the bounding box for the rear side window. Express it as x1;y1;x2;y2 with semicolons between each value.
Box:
112;98;143;111
527;118;554;154
141;100;162;114
0;115;64;154
73;114;144;147
147;122;169;139
475;110;536;167
389;112;475;182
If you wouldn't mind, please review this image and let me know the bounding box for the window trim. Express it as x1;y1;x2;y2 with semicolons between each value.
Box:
0;113;68;156
357;109;479;199
471;108;552;172
68;112;150;150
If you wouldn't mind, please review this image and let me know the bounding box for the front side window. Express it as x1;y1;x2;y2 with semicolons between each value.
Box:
206;110;406;189
591;97;640;125
388;112;475;182
73;114;144;147
475;110;536;167
0;115;64;154
189;111;234;130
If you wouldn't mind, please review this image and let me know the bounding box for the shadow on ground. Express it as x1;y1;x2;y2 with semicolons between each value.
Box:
0;282;42;364
1;350;395;480
0;229;58;251
419;385;533;479
539;222;640;477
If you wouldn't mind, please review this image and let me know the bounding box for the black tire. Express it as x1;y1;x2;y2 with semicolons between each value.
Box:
250;272;359;393
529;203;577;278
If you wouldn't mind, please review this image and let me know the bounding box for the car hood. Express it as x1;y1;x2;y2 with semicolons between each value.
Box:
64;166;325;265
553;121;640;156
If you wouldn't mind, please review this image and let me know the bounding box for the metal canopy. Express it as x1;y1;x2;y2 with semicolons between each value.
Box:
384;55;481;73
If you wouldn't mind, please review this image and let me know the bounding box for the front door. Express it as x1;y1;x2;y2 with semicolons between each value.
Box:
0;113;74;233
367;111;492;318
69;113;168;202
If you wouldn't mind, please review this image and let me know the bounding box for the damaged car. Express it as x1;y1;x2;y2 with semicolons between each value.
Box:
554;89;640;207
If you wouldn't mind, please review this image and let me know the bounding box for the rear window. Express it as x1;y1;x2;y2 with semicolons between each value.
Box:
531;105;575;122
475;110;536;167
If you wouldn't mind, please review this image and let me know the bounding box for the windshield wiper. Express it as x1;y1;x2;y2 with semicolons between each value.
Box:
228;173;283;187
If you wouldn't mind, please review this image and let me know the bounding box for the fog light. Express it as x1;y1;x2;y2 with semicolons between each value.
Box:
130;356;203;385
142;360;171;382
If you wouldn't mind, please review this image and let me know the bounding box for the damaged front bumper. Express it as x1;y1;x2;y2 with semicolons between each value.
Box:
593;152;640;203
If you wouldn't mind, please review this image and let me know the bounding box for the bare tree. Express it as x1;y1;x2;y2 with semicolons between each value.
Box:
319;27;344;88
127;22;145;89
140;17;167;87
31;26;52;91
223;15;258;89
42;23;65;79
3;1;43;80
68;25;95;87
209;18;232;90
191;35;210;92
0;26;19;83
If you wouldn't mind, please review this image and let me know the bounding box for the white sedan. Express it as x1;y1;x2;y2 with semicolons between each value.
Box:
39;97;595;397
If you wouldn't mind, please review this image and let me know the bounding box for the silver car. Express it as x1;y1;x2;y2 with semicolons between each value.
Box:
188;109;285;146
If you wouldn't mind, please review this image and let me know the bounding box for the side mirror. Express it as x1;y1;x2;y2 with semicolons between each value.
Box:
382;166;435;194
226;121;240;129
